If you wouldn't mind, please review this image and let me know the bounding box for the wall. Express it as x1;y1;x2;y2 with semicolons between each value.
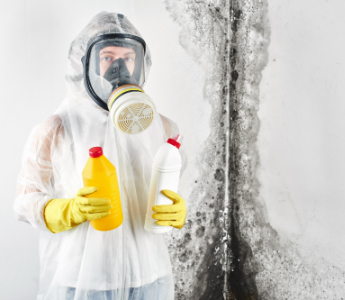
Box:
259;0;345;266
257;0;345;297
161;0;345;298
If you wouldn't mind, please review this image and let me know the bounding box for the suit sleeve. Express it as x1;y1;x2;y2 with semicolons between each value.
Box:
13;115;64;230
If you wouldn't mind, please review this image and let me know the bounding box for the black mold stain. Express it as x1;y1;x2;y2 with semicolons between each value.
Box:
179;252;189;263
163;0;266;298
165;0;345;298
163;3;232;299
214;169;225;181
196;226;205;237
184;233;192;244
227;2;259;299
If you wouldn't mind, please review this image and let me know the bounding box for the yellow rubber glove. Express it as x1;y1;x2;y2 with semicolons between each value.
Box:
152;190;187;229
44;187;112;233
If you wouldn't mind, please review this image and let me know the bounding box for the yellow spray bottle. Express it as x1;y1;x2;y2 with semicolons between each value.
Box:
82;147;123;231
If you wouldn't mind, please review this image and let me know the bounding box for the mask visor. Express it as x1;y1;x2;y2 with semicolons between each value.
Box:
84;36;146;109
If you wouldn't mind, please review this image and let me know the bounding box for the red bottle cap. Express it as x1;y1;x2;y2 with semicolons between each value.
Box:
167;139;181;149
89;147;103;158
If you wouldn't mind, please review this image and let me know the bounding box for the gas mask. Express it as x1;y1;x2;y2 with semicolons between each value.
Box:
82;33;156;134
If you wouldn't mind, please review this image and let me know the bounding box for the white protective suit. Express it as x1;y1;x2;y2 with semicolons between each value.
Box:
14;12;187;300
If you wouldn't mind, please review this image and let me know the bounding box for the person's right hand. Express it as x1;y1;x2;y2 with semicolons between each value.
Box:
44;187;112;233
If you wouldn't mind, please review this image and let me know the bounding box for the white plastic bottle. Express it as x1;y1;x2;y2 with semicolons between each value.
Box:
144;135;182;233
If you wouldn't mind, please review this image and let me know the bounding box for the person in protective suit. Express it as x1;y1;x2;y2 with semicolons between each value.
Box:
14;12;188;300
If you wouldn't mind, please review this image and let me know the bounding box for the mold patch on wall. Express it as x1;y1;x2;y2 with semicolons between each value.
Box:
164;0;345;299
163;0;232;298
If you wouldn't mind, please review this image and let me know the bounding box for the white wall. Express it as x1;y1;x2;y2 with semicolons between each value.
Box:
258;0;345;268
0;0;204;298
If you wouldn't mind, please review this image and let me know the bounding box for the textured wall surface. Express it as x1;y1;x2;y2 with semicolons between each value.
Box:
164;0;345;299
163;0;267;298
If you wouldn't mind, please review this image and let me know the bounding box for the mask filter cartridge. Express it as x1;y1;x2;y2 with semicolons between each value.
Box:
107;85;156;135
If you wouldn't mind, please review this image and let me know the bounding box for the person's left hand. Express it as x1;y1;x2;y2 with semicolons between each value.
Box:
152;190;187;229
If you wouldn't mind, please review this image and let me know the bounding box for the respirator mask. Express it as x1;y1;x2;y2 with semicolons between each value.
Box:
82;33;156;134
